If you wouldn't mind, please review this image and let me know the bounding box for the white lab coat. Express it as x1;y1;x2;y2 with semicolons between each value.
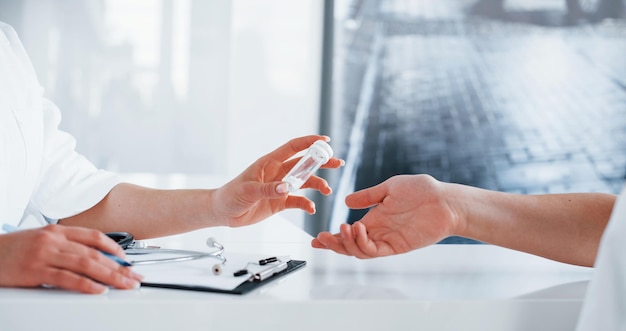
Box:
576;185;626;330
0;22;120;230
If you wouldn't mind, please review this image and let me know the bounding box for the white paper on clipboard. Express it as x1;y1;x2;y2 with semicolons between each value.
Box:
131;252;292;291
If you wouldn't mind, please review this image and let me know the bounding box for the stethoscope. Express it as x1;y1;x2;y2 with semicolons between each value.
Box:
106;232;227;275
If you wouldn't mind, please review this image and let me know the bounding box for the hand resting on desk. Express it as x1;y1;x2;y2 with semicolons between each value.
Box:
0;225;142;294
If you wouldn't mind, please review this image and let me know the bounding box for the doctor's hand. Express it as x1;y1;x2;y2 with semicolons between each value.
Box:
0;224;143;294
312;175;460;258
212;135;344;228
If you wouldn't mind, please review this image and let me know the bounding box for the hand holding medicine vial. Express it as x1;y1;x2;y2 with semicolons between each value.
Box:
282;140;334;192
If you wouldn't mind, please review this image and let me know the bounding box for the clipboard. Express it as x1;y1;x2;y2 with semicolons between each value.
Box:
131;250;306;295
140;260;306;295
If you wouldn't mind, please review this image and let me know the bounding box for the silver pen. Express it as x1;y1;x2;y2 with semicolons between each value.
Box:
252;261;288;281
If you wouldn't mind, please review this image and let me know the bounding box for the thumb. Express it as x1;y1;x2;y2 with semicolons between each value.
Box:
256;181;290;199
345;182;387;209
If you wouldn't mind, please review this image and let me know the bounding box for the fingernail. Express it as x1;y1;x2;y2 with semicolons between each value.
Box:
276;183;289;194
316;237;327;247
126;278;141;289
131;271;144;281
96;285;109;295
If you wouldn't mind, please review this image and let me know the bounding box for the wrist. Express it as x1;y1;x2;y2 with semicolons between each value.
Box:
451;184;509;243
203;188;226;227
443;182;473;239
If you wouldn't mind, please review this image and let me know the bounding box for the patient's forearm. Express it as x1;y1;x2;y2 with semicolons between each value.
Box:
453;185;616;267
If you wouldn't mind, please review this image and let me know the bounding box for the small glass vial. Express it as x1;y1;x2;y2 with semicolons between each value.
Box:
282;140;334;193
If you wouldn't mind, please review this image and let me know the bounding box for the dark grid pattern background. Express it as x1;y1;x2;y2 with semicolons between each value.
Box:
339;0;626;240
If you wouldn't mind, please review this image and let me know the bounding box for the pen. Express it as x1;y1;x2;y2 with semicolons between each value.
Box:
2;223;132;267
258;256;278;265
2;224;20;233
100;252;132;267
252;261;288;281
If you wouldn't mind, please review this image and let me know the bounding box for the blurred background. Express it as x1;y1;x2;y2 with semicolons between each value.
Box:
0;0;324;229
1;0;625;239
323;0;626;243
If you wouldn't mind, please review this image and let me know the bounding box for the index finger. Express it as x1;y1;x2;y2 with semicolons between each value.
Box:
60;226;126;258
263;135;330;162
313;232;350;255
339;223;373;259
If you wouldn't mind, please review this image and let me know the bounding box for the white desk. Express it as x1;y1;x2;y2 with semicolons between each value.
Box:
0;214;592;331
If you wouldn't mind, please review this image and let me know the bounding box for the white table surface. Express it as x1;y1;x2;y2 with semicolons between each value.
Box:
0;215;592;331
0;174;594;330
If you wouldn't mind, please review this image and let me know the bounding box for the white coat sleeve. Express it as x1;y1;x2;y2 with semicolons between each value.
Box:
29;99;121;221
576;185;626;330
